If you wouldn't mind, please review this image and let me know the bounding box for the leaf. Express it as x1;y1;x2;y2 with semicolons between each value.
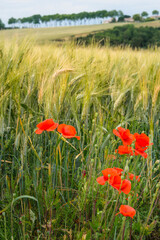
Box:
12;195;38;205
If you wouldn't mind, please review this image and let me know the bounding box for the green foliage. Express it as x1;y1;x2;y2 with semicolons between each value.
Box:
76;25;160;49
152;10;159;15
118;16;124;22
145;17;155;22
8;17;17;25
133;14;142;22
141;11;149;18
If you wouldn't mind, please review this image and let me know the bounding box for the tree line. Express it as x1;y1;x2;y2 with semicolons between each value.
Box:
0;9;159;29
8;10;121;26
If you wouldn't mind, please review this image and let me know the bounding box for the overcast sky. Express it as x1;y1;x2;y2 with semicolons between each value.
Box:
0;0;160;23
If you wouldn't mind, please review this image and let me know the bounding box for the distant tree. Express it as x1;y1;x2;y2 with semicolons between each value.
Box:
118;16;124;22
133;14;142;21
32;14;41;25
0;19;5;29
108;10;118;17
8;17;17;25
152;10;159;15
141;11;149;18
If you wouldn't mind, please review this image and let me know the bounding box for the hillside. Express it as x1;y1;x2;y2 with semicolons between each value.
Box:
0;20;160;44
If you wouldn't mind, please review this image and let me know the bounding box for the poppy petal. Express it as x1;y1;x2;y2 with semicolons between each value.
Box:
96;176;107;185
134;149;148;158
121;179;131;194
62;135;80;140
57;124;79;139
75;136;80;140
113;129;121;138
36;119;55;130
57;124;66;133
102;168;118;179
119;205;136;218
35;129;43;134
47;123;59;131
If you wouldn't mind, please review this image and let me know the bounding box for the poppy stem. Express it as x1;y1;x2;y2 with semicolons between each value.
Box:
106;193;120;240
100;181;110;225
130;218;132;240
55;132;78;151
122;219;126;240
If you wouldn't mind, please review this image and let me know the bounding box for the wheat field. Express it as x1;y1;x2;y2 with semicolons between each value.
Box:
0;38;160;239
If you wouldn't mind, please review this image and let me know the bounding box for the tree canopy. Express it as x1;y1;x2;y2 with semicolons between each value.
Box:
152;10;159;15
141;11;149;18
0;19;5;29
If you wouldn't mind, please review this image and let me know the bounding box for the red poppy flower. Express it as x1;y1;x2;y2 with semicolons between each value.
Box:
134;142;148;158
35;119;58;134
116;205;136;219
96;168;120;185
120;179;131;194
57;124;80;140
96;168;119;185
113;127;135;145
96;168;131;194
96;176;107;185
115;145;133;155
134;133;153;148
128;173;140;182
110;176;131;194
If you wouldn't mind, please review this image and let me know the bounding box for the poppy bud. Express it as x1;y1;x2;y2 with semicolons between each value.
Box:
82;170;86;177
124;161;129;173
91;159;94;163
95;144;98;149
121;175;125;180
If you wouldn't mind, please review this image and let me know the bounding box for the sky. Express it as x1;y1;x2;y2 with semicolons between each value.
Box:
0;0;160;24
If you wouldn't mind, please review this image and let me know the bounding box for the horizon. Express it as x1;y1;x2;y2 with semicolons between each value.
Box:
0;0;160;24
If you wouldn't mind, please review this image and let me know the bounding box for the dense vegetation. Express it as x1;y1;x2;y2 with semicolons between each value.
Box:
76;25;160;48
0;40;160;239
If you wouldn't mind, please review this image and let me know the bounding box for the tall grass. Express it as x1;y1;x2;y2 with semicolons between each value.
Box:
0;39;160;239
